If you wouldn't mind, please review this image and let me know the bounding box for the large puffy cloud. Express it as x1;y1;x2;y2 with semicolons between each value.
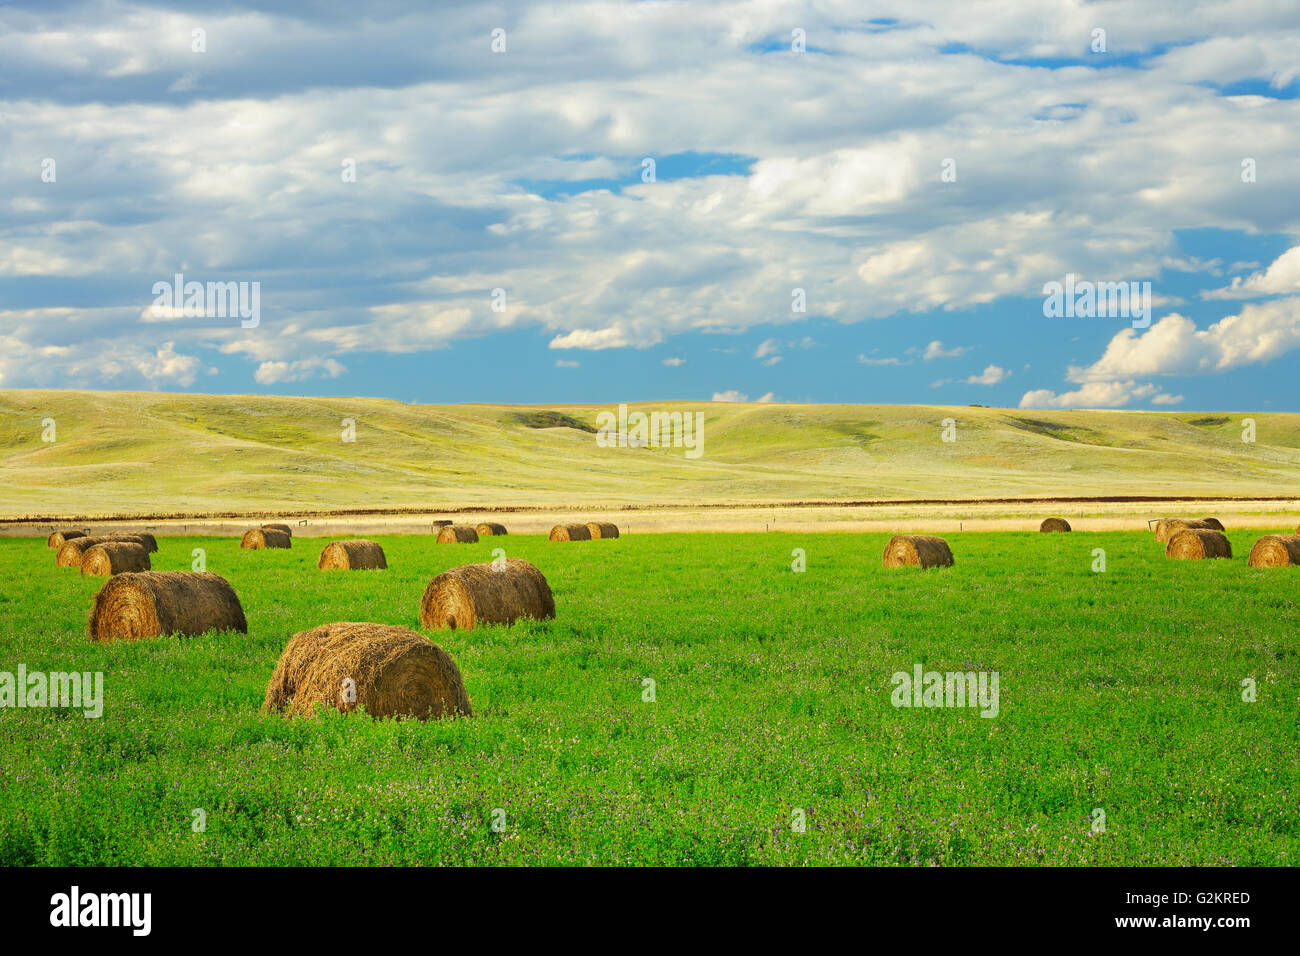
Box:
1018;295;1300;407
1;1;1299;391
1203;246;1300;299
1020;381;1163;409
1067;298;1300;381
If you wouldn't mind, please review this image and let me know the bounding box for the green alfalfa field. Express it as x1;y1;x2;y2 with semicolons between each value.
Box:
1;528;1297;866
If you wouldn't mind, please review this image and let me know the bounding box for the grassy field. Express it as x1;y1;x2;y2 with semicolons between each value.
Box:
3;390;1300;516
1;529;1297;866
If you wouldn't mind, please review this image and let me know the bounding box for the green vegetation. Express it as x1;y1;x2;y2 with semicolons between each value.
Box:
505;410;597;433
2;390;1299;516
1;530;1296;865
1005;416;1110;447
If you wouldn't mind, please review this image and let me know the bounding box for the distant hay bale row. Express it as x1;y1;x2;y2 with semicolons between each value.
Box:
420;557;555;630
1039;517;1071;533
81;542;150;577
318;539;387;570
241;528;292;549
1166;529;1232;560
47;529;88;548
437;525;479;544
261;622;471;720
883;534;954;569
1154;517;1224;543
88;571;247;642
549;524;590;541
1248;534;1300;568
549;521;620;541
57;533;156;568
475;522;508;536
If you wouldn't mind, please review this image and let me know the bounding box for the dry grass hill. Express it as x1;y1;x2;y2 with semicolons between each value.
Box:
1;390;1298;518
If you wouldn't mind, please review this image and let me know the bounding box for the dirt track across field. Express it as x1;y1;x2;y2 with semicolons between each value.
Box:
3;496;1297;538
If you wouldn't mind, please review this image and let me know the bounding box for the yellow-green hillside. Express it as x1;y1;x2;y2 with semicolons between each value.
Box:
1;390;1298;517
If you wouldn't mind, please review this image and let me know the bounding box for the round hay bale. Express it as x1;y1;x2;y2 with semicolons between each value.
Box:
1247;534;1300;568
241;528;291;549
437;525;479;544
883;534;954;569
127;532;158;553
432;520;454;528
1039;517;1071;533
419;557;556;631
586;521;620;539
56;534;153;568
57;538;103;568
81;542;150;577
56;541;83;567
261;622;472;720
475;522;508;537
47;529;87;548
549;523;592;542
318;539;388;570
1155;518;1221;543
87;571;247;642
262;522;293;538
1166;529;1232;560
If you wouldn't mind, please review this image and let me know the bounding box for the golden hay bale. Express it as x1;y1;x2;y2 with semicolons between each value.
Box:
1247;534;1300;568
129;532;158;553
318;539;388;570
47;529;87;548
882;534;954;569
1154;518;1223;543
56;539;100;568
81;542;150;577
261;622;471;720
95;532;158;552
586;521;620;539
262;522;293;538
475;522;508;536
419;557;556;631
241;528;291;549
549;523;592;542
1039;517;1071;533
56;534;153;568
87;571;247;642
437;525;479;544
1166;529;1232;560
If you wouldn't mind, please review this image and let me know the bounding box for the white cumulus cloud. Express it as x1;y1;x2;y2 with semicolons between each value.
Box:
924;340;970;361
254;357;346;385
1203;246;1300;299
965;365;1009;385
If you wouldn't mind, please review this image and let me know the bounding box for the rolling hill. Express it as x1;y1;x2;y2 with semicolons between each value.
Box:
1;390;1298;518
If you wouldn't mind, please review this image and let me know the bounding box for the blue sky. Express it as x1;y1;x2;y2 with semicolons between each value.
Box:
2;0;1299;410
